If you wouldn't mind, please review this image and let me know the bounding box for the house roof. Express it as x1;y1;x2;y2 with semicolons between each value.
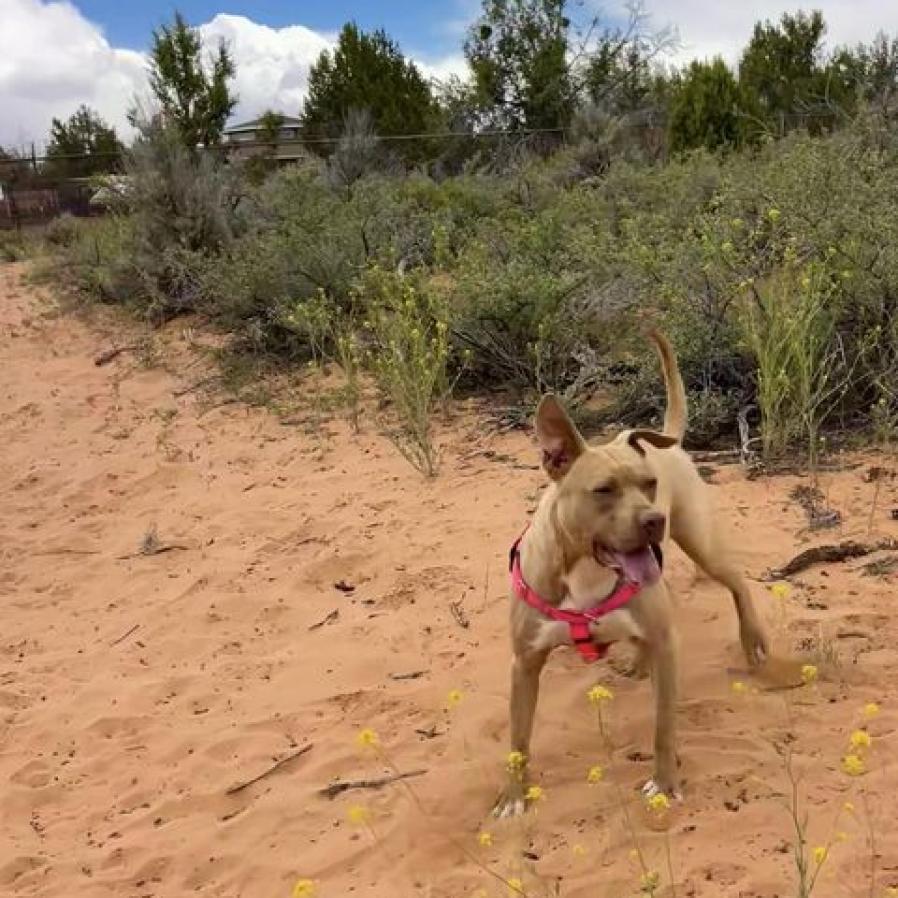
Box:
224;114;302;134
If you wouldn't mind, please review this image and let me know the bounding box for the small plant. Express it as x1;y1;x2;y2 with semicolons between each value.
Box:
742;259;852;467
43;212;81;247
361;266;451;476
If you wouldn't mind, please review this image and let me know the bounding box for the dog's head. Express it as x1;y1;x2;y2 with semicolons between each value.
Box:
535;395;677;583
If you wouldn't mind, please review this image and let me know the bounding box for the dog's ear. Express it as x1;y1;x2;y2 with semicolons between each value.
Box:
627;429;679;456
536;395;585;480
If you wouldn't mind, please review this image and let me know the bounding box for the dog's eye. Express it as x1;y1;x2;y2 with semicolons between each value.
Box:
593;483;614;495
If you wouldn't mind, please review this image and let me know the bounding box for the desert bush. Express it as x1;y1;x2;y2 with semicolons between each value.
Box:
360;265;451;476
0;229;28;263
43;212;81;247
121;120;244;319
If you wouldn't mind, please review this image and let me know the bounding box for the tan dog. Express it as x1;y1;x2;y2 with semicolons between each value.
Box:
493;330;768;817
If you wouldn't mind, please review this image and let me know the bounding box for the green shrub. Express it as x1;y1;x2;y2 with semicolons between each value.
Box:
44;213;81;247
361;266;451;476
0;229;28;263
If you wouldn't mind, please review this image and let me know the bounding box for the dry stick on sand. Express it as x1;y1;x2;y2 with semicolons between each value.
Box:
765;538;898;580
94;344;140;366
109;624;140;647
308;610;339;631
225;744;313;796
319;769;427;800
117;524;190;560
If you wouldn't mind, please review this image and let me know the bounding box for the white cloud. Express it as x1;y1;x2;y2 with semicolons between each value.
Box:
0;0;145;149
198;14;333;124
643;1;898;68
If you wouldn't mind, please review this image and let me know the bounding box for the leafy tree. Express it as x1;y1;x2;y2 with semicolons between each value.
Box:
669;58;750;152
738;11;839;133
257;110;286;144
854;32;898;115
45;105;123;177
300;22;438;162
465;0;574;131
243;110;286;186
143;11;237;149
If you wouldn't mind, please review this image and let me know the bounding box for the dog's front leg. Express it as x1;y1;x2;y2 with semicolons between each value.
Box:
493;650;547;818
644;629;679;799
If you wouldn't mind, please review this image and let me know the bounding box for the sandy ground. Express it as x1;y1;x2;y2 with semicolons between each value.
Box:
1;262;898;898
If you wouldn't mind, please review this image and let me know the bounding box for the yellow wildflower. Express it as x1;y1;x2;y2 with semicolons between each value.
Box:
850;729;872;750
356;728;380;750
768;208;781;222
293;880;316;898
843;801;856;814
863;702;880;719
525;785;545;803
507;877;524;894
641;870;661;892
842;753;866;777
813;845;828;865
731;681;748;695
770;582;791;600
347;804;370;826
446;689;464;709
587;764;604;785
801;664;819;685
647;793;670;814
478;831;493;848
571;843;587;857
587;684;614;705
506;750;526;773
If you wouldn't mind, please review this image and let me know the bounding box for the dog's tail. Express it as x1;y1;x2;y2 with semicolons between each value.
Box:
649;329;687;441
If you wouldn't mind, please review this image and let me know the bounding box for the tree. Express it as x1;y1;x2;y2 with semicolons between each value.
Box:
300;22;438;162
853;32;898;116
243;110;287;186
257;110;286;144
144;11;237;149
45;105;123;177
738;11;835;133
668;58;750;153
465;0;574;131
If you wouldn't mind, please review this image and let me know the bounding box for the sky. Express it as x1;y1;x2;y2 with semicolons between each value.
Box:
2;0;898;150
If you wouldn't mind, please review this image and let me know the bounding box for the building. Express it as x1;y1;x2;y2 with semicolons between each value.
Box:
221;114;308;164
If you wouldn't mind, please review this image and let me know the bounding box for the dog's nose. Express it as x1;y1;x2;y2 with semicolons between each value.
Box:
641;511;666;543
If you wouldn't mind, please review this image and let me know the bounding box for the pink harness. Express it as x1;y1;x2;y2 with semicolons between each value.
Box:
508;532;645;663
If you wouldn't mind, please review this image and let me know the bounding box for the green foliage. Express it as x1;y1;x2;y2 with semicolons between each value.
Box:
46;105;123;178
43;212;81;247
0;230;28;263
738;10;859;135
301;23;437;164
465;0;575;131
144;11;237;149
669;58;750;152
361;266;451;476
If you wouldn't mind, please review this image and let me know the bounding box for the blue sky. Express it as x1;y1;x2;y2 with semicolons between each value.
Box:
74;0;476;56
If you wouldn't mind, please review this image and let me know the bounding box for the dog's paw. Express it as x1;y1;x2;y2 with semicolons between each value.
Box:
492;784;527;819
740;623;769;668
642;778;682;802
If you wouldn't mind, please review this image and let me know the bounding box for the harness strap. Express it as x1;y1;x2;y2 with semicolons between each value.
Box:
509;533;657;663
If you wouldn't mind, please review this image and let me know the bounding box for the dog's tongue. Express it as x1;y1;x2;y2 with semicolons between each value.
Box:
613;546;661;586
